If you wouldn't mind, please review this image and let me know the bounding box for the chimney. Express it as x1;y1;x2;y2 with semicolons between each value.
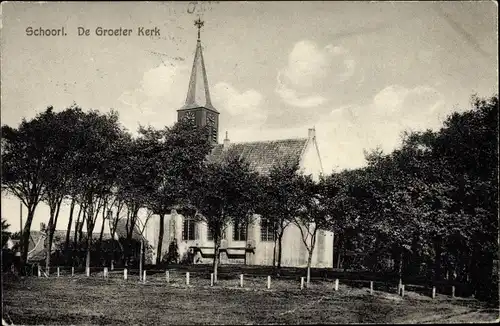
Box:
308;127;316;140
223;131;230;150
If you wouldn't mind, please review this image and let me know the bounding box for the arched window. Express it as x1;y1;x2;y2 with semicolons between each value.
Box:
233;222;246;241
182;217;196;241
207;227;213;241
260;218;275;242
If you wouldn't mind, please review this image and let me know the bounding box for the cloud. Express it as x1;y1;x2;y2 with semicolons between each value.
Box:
212;82;267;125
117;62;190;134
276;71;327;108
315;84;448;172
276;40;357;109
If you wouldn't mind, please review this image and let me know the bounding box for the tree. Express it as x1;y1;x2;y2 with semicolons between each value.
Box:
2;107;58;263
259;161;306;269
41;105;86;272
343;94;498;302
293;175;328;285
73;109;127;272
191;153;260;283
114;133;151;265
321;169;371;269
139;120;212;264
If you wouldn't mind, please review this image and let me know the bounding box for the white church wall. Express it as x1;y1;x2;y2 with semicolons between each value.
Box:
299;137;323;182
144;212;333;268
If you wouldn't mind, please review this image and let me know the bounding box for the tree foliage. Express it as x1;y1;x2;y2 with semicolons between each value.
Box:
191;152;261;282
328;95;498;302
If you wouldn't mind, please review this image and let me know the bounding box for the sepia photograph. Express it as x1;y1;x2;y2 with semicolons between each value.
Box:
1;1;498;324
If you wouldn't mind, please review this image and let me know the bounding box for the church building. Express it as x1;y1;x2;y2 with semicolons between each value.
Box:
144;19;334;268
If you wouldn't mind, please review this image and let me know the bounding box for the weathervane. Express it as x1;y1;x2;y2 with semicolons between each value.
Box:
194;16;204;41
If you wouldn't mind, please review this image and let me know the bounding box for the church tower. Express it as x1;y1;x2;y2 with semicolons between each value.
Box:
177;17;219;143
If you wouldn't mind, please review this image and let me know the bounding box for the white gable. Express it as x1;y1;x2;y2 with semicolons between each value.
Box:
299;129;324;181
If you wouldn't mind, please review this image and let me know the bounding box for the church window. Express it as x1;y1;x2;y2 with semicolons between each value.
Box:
182;217;196;241
233;222;246;241
260;218;275;242
207;228;213;241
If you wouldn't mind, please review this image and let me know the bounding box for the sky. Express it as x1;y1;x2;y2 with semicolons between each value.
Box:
1;1;498;232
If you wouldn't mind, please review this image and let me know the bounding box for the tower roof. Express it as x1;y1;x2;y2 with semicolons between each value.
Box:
181;18;217;112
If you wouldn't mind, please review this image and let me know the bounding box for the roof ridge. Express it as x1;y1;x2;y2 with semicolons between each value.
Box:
221;137;308;145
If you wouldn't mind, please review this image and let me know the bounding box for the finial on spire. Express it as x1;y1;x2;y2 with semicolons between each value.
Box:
225;131;228;139
194;16;204;41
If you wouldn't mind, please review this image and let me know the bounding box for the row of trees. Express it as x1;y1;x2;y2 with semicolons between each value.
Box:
2;95;497;301
322;95;498;302
1;105;211;273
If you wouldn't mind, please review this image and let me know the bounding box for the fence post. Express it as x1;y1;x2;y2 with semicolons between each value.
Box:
401;284;405;297
143;270;146;283
370;281;374;295
166;270;170;283
240;274;244;287
111;260;114;271
267;276;271;289
210;273;214;287
71;267;74;277
86;267;90;277
334;279;339;291
451;285;455;298
104;267;108;278
186;272;190;285
124;268;128;280
37;265;41;278
432;286;436;299
57;267;60;277
301;277;305;290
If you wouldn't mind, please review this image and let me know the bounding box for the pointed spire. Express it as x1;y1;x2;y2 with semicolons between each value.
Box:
182;17;216;112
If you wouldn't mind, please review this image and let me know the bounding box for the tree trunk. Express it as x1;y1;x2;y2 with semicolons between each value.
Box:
45;199;62;272
78;204;86;244
78;218;85;244
45;205;56;274
110;209;125;265
125;208;138;265
334;233;343;269
272;233;277;267
307;250;313;286
409;234;420;277
74;203;84;245
95;214;106;259
84;202;95;274
277;231;285;269
85;236;91;275
98;216;105;244
97;206;107;251
64;198;77;263
98;200;108;249
244;222;249;266
21;206;38;263
398;250;403;286
433;237;442;282
139;239;143;281
213;237;220;284
156;213;165;265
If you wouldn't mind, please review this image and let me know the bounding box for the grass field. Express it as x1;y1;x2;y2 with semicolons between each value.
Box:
2;271;498;325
